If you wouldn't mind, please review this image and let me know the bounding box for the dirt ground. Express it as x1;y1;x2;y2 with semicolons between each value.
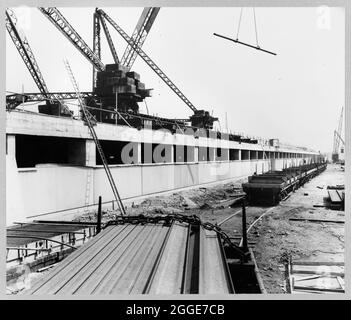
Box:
10;164;343;295
77;163;344;294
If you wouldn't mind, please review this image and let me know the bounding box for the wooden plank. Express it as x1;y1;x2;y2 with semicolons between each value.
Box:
336;276;345;291
328;190;342;203
294;275;322;282
292;264;344;276
292;270;344;277
293;276;341;290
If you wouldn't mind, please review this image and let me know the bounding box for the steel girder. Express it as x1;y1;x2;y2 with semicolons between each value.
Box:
121;7;160;68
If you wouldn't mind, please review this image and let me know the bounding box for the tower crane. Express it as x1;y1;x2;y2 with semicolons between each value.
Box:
7;7;217;129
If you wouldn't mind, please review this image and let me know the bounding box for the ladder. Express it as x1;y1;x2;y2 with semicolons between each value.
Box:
64;60;126;216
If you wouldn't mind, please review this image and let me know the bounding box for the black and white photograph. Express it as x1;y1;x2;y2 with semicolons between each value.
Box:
4;4;345;296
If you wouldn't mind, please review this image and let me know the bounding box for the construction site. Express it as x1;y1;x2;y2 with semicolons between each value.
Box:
5;7;345;295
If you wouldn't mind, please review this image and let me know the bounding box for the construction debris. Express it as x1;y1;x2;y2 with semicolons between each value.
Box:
287;261;344;294
325;185;345;210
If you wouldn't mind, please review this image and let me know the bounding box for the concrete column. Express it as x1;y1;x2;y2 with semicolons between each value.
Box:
194;146;199;162
224;148;230;161
86;139;96;166
270;158;276;171
137;142;142;164
6;134;16;157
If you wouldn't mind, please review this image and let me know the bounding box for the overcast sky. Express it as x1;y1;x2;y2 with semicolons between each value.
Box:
6;7;345;153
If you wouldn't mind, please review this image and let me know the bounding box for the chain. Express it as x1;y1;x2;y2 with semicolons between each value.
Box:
104;213;249;260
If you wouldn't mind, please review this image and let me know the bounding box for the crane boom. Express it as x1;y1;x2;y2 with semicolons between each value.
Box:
97;9;198;113
333;106;344;154
92;11;101;90
6;9;49;95
121;7;160;68
98;11;120;64
64;60;126;216
38;7;105;71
